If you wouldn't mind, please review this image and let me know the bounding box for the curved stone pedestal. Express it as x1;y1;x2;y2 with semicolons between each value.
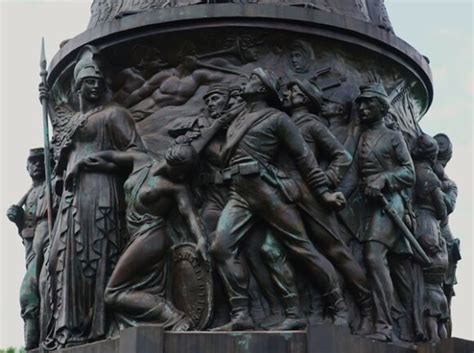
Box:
28;324;474;353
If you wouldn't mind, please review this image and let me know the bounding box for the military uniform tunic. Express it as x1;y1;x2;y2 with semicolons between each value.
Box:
357;121;415;253
213;106;339;302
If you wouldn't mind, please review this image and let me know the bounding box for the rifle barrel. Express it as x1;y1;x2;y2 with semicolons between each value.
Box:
380;195;432;266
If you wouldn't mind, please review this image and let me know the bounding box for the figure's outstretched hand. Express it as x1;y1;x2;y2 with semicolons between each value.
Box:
39;82;49;103
64;161;82;191
7;205;24;225
365;174;386;198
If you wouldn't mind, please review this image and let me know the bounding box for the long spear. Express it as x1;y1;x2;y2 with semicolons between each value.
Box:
40;38;54;236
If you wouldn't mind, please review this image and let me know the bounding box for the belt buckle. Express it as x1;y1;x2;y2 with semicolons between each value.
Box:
222;168;233;181
214;171;224;184
239;161;260;175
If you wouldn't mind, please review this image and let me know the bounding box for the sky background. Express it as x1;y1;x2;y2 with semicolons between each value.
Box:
1;0;473;348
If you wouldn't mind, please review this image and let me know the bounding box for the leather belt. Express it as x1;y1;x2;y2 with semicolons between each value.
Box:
199;161;261;185
220;161;260;182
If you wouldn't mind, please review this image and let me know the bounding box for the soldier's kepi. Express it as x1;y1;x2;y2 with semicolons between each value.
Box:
348;83;419;342
210;67;349;331
6;148;53;350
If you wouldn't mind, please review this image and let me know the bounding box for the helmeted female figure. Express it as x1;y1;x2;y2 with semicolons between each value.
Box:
44;46;145;350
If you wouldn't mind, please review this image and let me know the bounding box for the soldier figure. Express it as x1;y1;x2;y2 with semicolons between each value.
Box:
197;84;233;233
433;133;460;336
6;148;51;350
176;84;287;328
320;92;358;151
259;79;373;332
346;83;417;341
412;134;449;342
210;68;346;331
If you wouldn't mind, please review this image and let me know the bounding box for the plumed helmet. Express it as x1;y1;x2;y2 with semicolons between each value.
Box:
287;78;323;112
73;45;103;88
251;67;282;105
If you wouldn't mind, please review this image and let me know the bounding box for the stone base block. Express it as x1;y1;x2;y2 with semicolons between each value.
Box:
29;324;474;353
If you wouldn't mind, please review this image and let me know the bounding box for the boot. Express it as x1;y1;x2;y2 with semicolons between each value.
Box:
366;332;392;342
356;315;373;336
259;311;285;329
267;295;307;331
397;316;414;342
324;288;348;326
24;317;40;350
172;316;194;332
211;297;255;331
355;295;374;335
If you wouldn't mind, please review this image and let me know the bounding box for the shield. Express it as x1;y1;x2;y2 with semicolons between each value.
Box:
170;242;213;330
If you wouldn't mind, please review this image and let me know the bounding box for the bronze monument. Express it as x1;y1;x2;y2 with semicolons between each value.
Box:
7;0;472;352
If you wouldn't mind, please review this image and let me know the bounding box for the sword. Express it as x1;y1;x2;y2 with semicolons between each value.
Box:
40;38;54;237
378;194;431;266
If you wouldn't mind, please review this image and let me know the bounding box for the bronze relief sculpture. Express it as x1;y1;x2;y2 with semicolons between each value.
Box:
7;0;468;351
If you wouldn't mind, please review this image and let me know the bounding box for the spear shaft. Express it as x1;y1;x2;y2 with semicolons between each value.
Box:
40;38;54;236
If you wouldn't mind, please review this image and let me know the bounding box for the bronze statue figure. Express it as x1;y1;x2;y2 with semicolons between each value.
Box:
209;68;348;331
412;134;449;342
261;78;373;333
433;133;460;337
68;144;207;331
7;148;53;350
43;46;145;350
343;83;417;342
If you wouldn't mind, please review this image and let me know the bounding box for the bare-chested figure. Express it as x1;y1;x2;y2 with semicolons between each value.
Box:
117;38;261;120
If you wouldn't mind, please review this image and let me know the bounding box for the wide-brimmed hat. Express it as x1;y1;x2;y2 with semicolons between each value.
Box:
287;78;323;112
251;68;282;105
355;83;390;107
433;133;453;161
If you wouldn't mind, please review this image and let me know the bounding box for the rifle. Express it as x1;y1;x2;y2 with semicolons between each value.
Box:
379;194;431;266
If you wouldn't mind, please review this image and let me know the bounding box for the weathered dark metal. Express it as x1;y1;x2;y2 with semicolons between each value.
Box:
9;1;470;351
46;4;432;114
379;194;431;266
7;148;52;351
39;38;54;239
171;243;213;330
